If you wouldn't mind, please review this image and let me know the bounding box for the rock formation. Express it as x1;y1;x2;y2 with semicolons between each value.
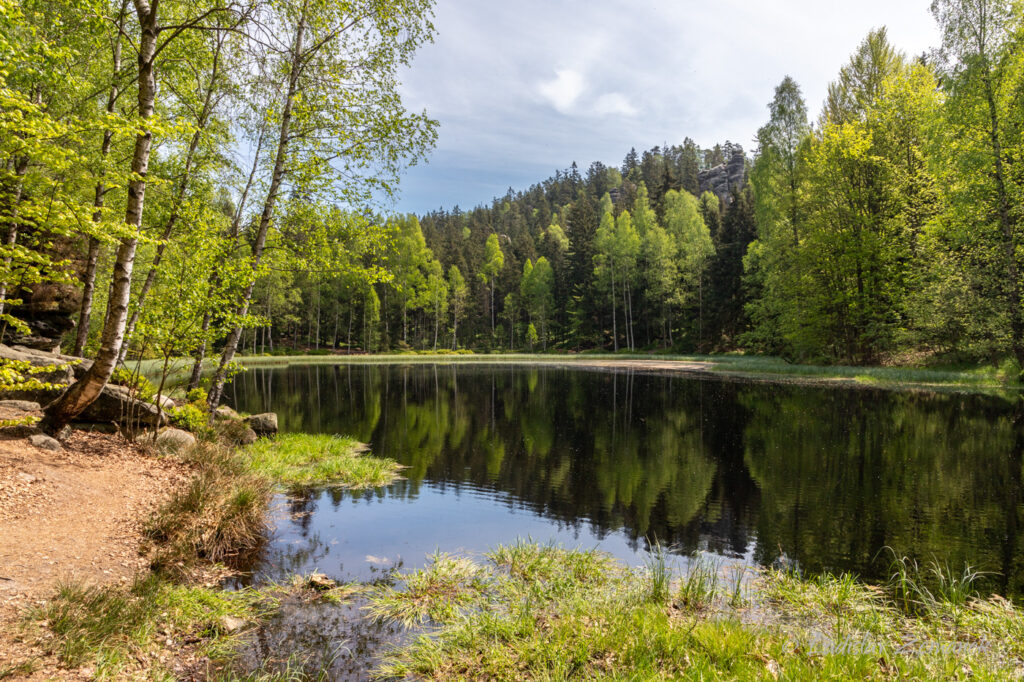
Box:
0;344;162;426
1;284;79;353
698;148;747;205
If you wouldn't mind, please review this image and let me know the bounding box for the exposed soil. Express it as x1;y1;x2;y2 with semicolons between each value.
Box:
0;430;190;679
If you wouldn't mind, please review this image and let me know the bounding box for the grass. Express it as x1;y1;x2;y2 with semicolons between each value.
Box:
145;442;273;573
23;426;389;680
243;433;404;489
28;574;277;680
365;542;1024;681
677;553;722;611
644;541;672;605
363;553;489;627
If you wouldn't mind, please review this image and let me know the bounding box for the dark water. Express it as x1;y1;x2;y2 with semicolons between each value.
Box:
227;362;1024;599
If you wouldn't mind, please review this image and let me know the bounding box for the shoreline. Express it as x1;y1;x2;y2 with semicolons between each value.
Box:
5;425;1024;679
216;352;1024;396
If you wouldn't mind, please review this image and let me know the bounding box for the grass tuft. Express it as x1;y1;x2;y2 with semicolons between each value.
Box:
677;553;721;611
243;434;404;489
146;442;271;572
364;553;489;627
28;575;274;679
643;541;672;605
370;541;1024;680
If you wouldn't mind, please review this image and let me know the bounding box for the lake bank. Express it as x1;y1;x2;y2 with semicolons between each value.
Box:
6;417;1024;679
10;360;1023;678
0;425;402;679
221;352;1024;396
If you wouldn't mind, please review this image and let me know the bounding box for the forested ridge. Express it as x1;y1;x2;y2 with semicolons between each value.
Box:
243;7;1024;369
3;0;1024;426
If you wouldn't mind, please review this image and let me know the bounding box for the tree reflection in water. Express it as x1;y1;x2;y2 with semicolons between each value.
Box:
228;363;1024;598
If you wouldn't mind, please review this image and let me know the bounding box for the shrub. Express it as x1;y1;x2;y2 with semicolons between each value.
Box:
110;367;156;401
170;404;211;438
185;387;208;404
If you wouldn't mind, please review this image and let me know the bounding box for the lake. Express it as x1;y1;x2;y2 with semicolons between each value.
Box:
226;361;1024;599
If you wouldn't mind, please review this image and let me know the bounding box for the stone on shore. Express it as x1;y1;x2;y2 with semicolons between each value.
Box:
155;427;197;454
214;405;239;421
245;413;278;435
29;433;62;452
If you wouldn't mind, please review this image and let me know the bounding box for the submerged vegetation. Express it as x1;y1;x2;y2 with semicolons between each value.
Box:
368;542;1024;681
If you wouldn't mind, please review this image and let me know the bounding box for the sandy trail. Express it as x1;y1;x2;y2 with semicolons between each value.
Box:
0;431;188;678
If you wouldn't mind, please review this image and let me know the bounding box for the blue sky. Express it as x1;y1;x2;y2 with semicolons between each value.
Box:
390;0;940;215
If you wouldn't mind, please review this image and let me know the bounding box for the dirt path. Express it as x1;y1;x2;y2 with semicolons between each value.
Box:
0;431;189;678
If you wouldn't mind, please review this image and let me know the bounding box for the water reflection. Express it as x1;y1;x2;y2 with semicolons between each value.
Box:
228;363;1024;598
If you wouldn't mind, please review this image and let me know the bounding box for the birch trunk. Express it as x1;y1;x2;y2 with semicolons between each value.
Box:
207;11;307;410
43;0;159;430
74;0;128;357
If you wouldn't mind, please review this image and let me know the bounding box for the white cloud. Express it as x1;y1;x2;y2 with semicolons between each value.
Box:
592;93;638;118
537;69;586;113
392;0;941;213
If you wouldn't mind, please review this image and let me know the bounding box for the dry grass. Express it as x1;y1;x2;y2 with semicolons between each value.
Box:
145;442;272;574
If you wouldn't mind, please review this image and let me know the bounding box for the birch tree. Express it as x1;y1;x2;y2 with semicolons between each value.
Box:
45;0;248;430
206;0;438;409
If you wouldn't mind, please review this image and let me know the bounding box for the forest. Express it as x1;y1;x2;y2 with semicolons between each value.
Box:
3;0;1024;426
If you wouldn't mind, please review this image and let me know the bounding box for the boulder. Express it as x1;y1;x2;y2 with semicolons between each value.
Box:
2;424;41;438
245;412;278;435
213;405;239;421
0;400;41;412
11;346;92;376
152;394;176;412
29;433;62;452
79;384;165;427
238;428;258;446
155;427;196;454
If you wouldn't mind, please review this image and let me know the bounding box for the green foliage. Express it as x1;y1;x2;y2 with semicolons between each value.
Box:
186;388;208;405
110;367;156;401
169;403;209;436
0;358;67;397
8;0;1024;390
526;322;539;350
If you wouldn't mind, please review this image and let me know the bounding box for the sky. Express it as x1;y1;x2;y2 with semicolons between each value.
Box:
390;0;941;215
